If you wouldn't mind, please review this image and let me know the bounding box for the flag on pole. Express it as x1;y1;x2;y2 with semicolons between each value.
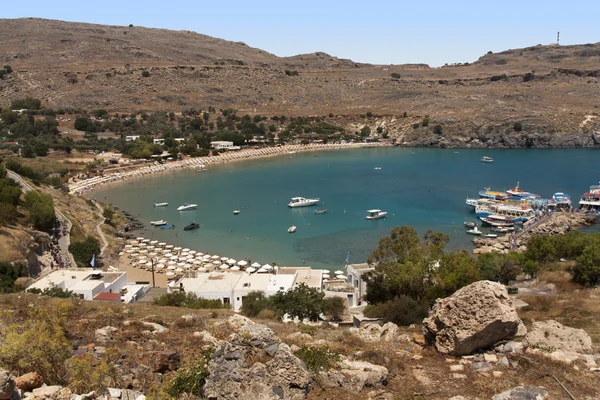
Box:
345;252;350;264
90;254;95;268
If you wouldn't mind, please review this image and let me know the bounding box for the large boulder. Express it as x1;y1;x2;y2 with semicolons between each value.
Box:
492;386;548;400
422;281;522;355
348;322;410;343
0;369;15;400
15;371;43;392
525;320;592;353
202;324;311;400
319;359;388;392
95;325;118;344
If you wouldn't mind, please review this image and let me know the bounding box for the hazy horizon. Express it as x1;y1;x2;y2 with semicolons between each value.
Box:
4;0;600;66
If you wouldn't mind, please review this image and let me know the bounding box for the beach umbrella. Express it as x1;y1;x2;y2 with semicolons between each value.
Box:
158;242;166;246
193;260;203;265
211;255;220;260
136;237;144;241
257;268;267;273
118;252;124;256
186;255;195;261
246;267;256;273
238;260;248;267
164;253;173;258
137;260;147;265
156;264;165;269
138;243;147;247
212;260;221;266
197;267;207;273
220;264;230;269
177;262;186;267
221;256;229;261
147;245;155;249
149;252;158;257
181;252;189;257
227;258;236;265
174;247;182;251
166;272;175;276
189;250;197;255
142;239;151;243
126;249;134;254
251;262;261;268
158;258;167;263
170;255;178;260
165;245;173;249
125;244;133;248
336;275;347;280
334;270;344;275
262;264;272;270
150;240;158;244
196;252;204;256
230;266;240;271
182;248;190;252
184;264;193;269
167;266;176;270
323;273;331;278
167;261;177;266
175;268;184;272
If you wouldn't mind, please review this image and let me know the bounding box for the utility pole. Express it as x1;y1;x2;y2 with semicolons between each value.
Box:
557;31;560;45
151;257;156;288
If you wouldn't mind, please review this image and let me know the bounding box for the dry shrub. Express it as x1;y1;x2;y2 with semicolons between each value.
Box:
257;309;276;320
328;331;367;356
521;295;556;313
172;317;203;330
66;353;119;394
360;347;405;374
538;270;580;292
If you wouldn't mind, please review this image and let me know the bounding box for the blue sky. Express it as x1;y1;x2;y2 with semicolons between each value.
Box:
4;0;600;66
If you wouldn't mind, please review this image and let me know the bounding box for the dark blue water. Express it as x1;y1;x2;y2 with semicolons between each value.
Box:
92;147;600;271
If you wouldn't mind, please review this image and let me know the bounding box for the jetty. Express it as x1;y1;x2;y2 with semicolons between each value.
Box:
472;212;597;254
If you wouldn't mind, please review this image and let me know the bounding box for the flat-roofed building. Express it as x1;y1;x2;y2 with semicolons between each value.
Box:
28;270;128;301
346;263;374;306
265;274;296;296
232;274;271;312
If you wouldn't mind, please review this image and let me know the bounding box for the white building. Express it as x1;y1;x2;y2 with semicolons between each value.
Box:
232;274;271;312
153;138;165;145
346;263;375;306
174;138;185;143
28;270;128;301
211;141;240;151
125;135;141;142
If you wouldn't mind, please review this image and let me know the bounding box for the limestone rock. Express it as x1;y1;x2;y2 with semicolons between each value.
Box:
319;359;388;392
192;331;223;347
525;320;592;353
95;326;118;344
203;324;311;400
15;372;43;392
350;322;410;343
32;385;63;398
422;280;522;355
492;386;548;400
0;369;15;400
124;321;167;334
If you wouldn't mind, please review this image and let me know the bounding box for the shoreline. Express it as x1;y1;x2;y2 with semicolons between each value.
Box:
69;142;390;195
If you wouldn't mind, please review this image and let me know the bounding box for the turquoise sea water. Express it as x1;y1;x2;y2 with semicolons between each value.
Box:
92;148;600;271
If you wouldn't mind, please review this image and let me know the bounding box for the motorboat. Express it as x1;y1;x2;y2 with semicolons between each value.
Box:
154;202;168;207
484;233;498;238
177;203;198;211
314;209;327;214
480;216;515;227
184;222;200;231
481;156;494;163
466;226;482;235
233;210;240;215
160;224;175;229
288;225;297;233
464;221;477;228
150;220;168;226
366;209;387;220
374;166;382;170
506;182;537;198
288;197;320;208
491;226;514;233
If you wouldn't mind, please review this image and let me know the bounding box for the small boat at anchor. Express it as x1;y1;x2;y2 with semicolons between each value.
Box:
154;202;168;207
177;203;198;211
466;226;482;235
491;226;515;233
233;210;240;215
160;224;175;229
184;222;200;231
374;166;382;170
150;220;168;226
366;209;387;220
314;209;327;214
288;225;297;233
484;233;498;238
481;156;494;163
464;221;477;228
288;197;320;208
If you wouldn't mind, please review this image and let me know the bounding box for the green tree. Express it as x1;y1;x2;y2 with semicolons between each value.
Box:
364;296;429;326
572;243;600;286
524;236;557;263
0;203;17;226
513;122;523;132
24;191;55;233
433;125;443;135
74;117;89;131
391;73;401;79
21;145;36;158
421;118;430;127
240;291;273;317
11;97;42;110
34;142;49;157
323;297;346;322
271;283;325;321
142;71;150;78
69;236;101;267
360;126;371;137
0;262;19;293
477;252;521;284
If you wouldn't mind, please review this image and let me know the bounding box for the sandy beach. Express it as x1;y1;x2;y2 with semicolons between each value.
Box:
69;142;390;195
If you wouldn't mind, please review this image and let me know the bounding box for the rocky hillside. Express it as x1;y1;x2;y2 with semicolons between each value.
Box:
1;18;600;141
0;278;599;399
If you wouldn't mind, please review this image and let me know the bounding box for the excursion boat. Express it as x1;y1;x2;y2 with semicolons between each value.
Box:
506;182;536;198
154;202;168;207
288;197;320;208
314;209;327;214
478;187;507;200
466;226;482;235
579;184;600;214
366;209;387;220
150;220;168;226
481;156;494;163
480;216;515;227
552;192;572;211
475;203;535;223
183;222;200;231
177;203;198;211
288;225;297;233
465;198;479;208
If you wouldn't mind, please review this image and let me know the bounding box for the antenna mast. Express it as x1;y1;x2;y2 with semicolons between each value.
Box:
557;31;560;45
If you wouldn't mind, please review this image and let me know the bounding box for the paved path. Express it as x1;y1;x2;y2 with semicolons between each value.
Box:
7;170;76;267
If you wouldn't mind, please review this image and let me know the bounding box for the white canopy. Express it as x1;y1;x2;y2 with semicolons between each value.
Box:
262;264;273;270
212;260;221;266
334;270;344;275
211;255;220;260
167;266;176;270
251;262;261;267
158;242;166;246
246;267;256;273
230;266;241;271
182;248;190;252
220;264;230;269
257;268;268;273
221;256;229;261
166;272;175;276
227;258;237;265
150;240;158;244
238;260;248;266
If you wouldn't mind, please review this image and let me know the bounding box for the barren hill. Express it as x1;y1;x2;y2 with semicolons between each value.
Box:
1;18;600;138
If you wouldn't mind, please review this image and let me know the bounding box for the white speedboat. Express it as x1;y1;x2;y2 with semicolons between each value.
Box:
366;209;387;220
288;197;320;208
177;203;198;211
466;226;482;235
150;220;168;226
374;166;382;170
484;233;498;238
154;202;168;207
481;156;494;163
288;225;297;233
233;210;240;215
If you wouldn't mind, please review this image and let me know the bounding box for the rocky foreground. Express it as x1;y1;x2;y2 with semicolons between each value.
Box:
0;281;598;399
